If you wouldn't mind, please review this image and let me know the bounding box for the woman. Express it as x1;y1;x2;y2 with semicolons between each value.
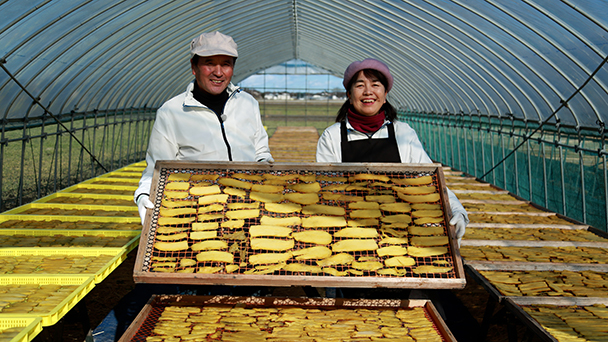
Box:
316;58;468;243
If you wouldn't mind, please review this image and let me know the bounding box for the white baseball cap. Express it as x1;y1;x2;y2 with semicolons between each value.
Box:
190;31;238;58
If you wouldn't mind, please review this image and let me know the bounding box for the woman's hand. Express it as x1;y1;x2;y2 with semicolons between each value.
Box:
449;212;467;247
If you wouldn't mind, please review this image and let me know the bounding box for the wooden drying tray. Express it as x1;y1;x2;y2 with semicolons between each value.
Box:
504;297;608;342
133;160;465;289
466;261;608;304
118;294;457;342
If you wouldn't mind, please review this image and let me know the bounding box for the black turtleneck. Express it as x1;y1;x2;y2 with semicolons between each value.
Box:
192;81;230;117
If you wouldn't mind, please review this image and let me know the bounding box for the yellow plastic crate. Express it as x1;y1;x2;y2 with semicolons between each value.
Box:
0;248;127;284
0;229;140;251
1;203;137;217
97;171;141;178
34;193;133;203
0;317;42;342
61;183;138;193
0;276;95;326
81;177;138;185
0;215;140;228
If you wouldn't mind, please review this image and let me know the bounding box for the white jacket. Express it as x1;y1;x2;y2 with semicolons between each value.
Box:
316;119;469;223
135;82;273;201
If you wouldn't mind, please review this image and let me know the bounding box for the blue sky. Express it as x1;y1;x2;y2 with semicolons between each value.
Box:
237;59;344;93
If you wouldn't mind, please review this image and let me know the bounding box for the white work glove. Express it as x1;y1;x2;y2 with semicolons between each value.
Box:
136;194;154;225
449;212;467;247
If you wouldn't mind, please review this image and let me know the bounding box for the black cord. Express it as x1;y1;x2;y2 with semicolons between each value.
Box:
0;61;108;172
480;54;608;180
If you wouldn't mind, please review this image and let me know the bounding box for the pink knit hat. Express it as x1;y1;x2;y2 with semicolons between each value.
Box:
343;58;393;92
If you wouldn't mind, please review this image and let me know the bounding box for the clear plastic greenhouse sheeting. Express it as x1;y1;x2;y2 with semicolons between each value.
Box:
0;0;606;129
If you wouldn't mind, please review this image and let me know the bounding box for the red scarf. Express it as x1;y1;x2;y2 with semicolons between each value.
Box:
347;108;386;133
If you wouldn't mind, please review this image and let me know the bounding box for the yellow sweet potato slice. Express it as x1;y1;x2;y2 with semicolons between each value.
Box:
221;220;245;229
155;232;188;241
288;182;322;193
397;193;441;203
191;222;219;231
260;216;301;226
225;209;260;220
231;173;263;181
365;195;396;203
352;260;383;271
198;204;224;214
250;191;284;203
225;264;240;273
391;175;433;185
334;227;378;238
159;207;196;217
283;263;323;273
316;253;355;267
377;245;408;257
249;225;292;237
265;202;302;213
197;266;223;274
379;202;412;213
250;238;295;251
322;267;349;276
165;182;190;191
161;200;196;208
190;231;217;240
156;226;189;234
263;174;299;181
228;202;259;209
302;204;345;216
251;184;284;193
348;218;379;227
384;256;416;267
198;213;224;222
218;178;252;190
408;246;448;257
157;216;196;226
349;201;380;210
410;236;449;246
392;185;436;195
412;209;444;218
350;209;382;219
191;240;228;251
179;258;197;267
164;191;188;199
223;187;247;199
190;174;219;181
411;203;441;210
414;217;445;225
316;175;348;182
167;173;192;181
379;237;408;245
332;239;378;252
292;230;333;245
249;252;292;265
413;265;453;274
322;184;349;191
381;214;412;225
190;185;221;196
284;192;319;204
196;251;234;263
154;240;189;251
198;194;229;205
302;216;347;228
408;226;445;236
292;246;332;260
349;173;390;182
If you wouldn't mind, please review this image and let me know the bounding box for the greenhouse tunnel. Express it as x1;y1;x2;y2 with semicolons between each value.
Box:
2;0;607;231
1;1;608;341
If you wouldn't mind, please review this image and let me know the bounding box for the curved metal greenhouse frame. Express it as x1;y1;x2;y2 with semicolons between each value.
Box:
0;0;607;229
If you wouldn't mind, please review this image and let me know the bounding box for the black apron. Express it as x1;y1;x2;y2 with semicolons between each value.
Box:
340;121;402;163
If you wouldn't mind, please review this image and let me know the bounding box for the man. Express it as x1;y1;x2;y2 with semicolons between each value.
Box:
135;31;273;223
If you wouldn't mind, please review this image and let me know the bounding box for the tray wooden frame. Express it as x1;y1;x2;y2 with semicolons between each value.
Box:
133;160;465;289
118;294;457;342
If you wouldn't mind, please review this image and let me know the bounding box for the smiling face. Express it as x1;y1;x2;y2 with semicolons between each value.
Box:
347;70;387;117
191;55;234;95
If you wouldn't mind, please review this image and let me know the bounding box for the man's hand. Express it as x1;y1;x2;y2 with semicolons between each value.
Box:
136;195;154;225
449;212;467;247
